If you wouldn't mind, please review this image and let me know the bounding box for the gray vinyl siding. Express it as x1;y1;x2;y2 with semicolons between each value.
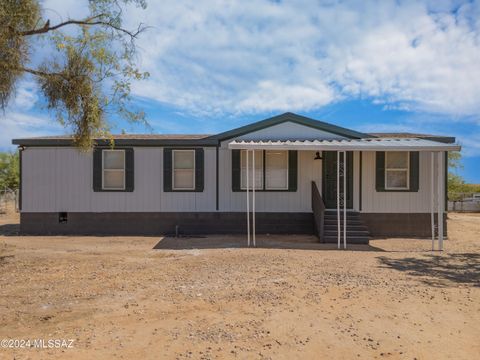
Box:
360;151;445;213
21;139;445;214
22;147;216;212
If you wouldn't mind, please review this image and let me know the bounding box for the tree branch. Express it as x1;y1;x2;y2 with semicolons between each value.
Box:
15;67;86;81
18;15;144;38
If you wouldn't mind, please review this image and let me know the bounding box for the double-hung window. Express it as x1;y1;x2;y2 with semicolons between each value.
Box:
102;150;126;190
240;150;289;190
172;150;195;190
385;151;409;190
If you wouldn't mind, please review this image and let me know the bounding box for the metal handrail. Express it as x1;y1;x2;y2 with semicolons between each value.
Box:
311;181;326;241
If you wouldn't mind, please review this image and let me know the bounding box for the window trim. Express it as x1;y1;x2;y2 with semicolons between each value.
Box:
172;149;196;191
384;151;410;190
265;150;289;190
102;149;126;191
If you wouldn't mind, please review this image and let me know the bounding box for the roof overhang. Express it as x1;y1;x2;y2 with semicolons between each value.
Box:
228;138;461;152
12;138;219;147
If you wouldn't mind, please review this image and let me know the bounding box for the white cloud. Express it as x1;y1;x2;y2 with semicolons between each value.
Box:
0;111;62;150
121;0;480;117
12;81;39;110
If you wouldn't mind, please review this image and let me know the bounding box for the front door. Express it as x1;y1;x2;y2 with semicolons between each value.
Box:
322;151;353;209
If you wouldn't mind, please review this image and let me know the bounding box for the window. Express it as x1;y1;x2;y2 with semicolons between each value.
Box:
385;151;409;190
102;150;125;190
265;150;288;190
240;150;290;190
173;150;195;190
240;150;263;190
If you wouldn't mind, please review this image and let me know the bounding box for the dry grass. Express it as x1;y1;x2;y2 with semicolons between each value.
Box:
0;212;479;359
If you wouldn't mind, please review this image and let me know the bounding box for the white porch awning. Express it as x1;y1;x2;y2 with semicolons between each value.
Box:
228;138;461;151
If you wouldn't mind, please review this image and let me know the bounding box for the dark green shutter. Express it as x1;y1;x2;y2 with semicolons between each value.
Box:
163;148;173;192
409;151;419;192
375;151;385;191
125;148;134;192
93;148;102;192
232;150;241;191
288;150;298;191
195;148;204;192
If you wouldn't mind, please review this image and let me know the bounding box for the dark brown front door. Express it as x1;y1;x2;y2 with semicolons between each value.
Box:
322;151;353;209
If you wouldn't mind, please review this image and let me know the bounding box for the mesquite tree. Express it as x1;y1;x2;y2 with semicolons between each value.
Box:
0;0;149;148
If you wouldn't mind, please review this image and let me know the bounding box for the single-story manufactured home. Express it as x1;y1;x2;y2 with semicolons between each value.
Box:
13;112;461;247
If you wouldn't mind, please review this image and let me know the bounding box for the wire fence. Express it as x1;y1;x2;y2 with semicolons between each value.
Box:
0;188;19;215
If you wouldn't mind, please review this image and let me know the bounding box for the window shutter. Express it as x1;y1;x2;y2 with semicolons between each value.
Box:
375;151;385;191
125;148;134;192
232;150;241;191
288;150;298;192
163;148;173;192
409;151;419;192
93;148;102;192
195;148;204;192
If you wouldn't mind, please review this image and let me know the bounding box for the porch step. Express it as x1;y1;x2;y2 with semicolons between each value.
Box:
324;230;370;237
320;210;371;244
323;236;370;244
324;220;364;226
324;224;367;230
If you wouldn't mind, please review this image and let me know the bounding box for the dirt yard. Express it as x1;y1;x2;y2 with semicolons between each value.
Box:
0;212;479;360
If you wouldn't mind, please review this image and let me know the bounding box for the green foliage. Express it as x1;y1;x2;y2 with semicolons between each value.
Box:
447;151;479;200
0;0;40;109
0;151;19;190
448;151;462;171
0;0;149;149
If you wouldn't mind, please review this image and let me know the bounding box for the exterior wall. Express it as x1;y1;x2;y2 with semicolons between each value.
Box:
21;146;446;215
360;151;445;213
22;147;217;212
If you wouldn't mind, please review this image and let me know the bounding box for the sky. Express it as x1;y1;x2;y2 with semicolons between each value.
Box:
2;0;479;182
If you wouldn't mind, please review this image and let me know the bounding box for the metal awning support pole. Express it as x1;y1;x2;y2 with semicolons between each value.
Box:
437;152;444;251
246;150;250;247
337;151;341;249
252;150;256;247
343;151;347;250
431;151;435;251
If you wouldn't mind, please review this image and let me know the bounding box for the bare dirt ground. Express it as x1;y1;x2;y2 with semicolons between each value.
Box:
0;211;479;360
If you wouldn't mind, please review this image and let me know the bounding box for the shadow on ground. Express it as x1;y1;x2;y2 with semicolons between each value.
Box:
377;253;480;287
154;236;385;252
0;224;19;236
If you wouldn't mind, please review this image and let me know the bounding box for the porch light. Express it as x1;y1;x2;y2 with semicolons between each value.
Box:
314;151;323;160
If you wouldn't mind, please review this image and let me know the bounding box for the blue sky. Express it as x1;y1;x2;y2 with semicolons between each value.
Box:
2;0;479;182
